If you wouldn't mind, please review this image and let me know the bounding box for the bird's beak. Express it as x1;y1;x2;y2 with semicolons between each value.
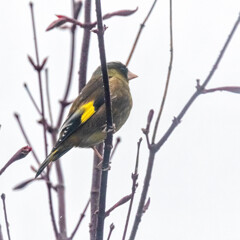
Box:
127;70;138;80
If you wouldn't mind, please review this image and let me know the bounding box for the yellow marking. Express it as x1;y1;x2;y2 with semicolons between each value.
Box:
80;101;96;124
52;149;58;156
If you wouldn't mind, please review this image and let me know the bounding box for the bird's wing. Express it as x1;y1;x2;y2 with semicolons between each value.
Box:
54;77;105;149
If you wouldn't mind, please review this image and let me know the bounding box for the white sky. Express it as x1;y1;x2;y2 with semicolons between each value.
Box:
1;0;240;240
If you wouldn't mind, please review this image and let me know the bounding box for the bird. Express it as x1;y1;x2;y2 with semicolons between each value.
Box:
35;61;137;178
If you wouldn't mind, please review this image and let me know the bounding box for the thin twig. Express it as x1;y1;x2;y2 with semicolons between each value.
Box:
14;113;40;164
29;2;48;157
78;0;92;92
107;223;115;240
95;0;114;239
90;143;103;240
129;11;240;240
122;138;142;240
23;83;41;115
1;194;11;240
45;69;54;127
126;0;158;66
47;182;59;239
69;198;90;239
152;0;173;143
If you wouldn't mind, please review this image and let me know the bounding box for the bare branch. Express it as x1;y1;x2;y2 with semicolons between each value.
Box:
122;138;142;240
1;194;11;240
107;223;115;240
126;0;158;66
152;0;174;143
14;113;40;164
69;198;90;239
94;0;114;239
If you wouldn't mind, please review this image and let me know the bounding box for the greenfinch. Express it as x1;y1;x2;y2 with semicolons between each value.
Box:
35;62;137;178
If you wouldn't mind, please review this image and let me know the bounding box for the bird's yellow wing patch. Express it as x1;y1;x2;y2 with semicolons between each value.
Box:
80;101;96;124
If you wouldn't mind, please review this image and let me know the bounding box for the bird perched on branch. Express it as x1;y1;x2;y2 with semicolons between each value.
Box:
35;62;137;178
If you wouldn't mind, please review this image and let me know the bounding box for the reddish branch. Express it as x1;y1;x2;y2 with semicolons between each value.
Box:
0;146;31;175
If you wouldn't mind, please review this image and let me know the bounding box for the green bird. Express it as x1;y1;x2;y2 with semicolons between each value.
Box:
35;62;137;178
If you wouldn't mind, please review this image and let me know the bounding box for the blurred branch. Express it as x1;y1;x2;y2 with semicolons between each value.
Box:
129;9;240;240
107;223;115;240
110;137;121;160
47;182;59;239
122;138;142;240
29;2;48;157
23;83;41;115
46;8;137;32
14;113;40;164
69;198;90;240
152;0;173;143
0;224;3;240
126;0;157;66
90;143;103;240
45;69;54;127
56;0;82;129
105;194;132;218
1;194;11;240
94;0;114;239
78;0;92;92
0;146;32;176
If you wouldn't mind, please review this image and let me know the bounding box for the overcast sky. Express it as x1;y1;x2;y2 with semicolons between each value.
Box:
1;0;240;240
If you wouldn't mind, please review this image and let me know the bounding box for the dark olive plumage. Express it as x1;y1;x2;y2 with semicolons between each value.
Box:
35;62;137;178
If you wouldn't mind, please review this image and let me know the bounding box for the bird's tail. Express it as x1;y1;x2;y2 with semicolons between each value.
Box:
35;147;72;178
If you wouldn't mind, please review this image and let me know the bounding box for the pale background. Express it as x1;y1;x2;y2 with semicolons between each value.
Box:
1;0;240;239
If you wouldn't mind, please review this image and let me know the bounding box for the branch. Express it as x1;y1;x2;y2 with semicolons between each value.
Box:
152;0;174;143
78;0;92;93
107;223;115;240
129;10;240;240
29;2;48;157
0;146;32;175
94;0;114;239
90;143;103;240
45;69;54;127
126;0;158;66
56;0;81;129
1;194;11;240
122;138;142;240
69;198;90;239
14;113;40;164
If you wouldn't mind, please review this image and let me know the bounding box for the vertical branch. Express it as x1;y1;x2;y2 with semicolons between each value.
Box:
95;0;113;239
29;2;48;157
78;0;92;92
122;138;142;240
46;182;59;239
0;224;3;240
45;69;54;127
90;143;103;240
125;0;158;67
1;194;11;240
152;0;173;143
56;0;82;129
